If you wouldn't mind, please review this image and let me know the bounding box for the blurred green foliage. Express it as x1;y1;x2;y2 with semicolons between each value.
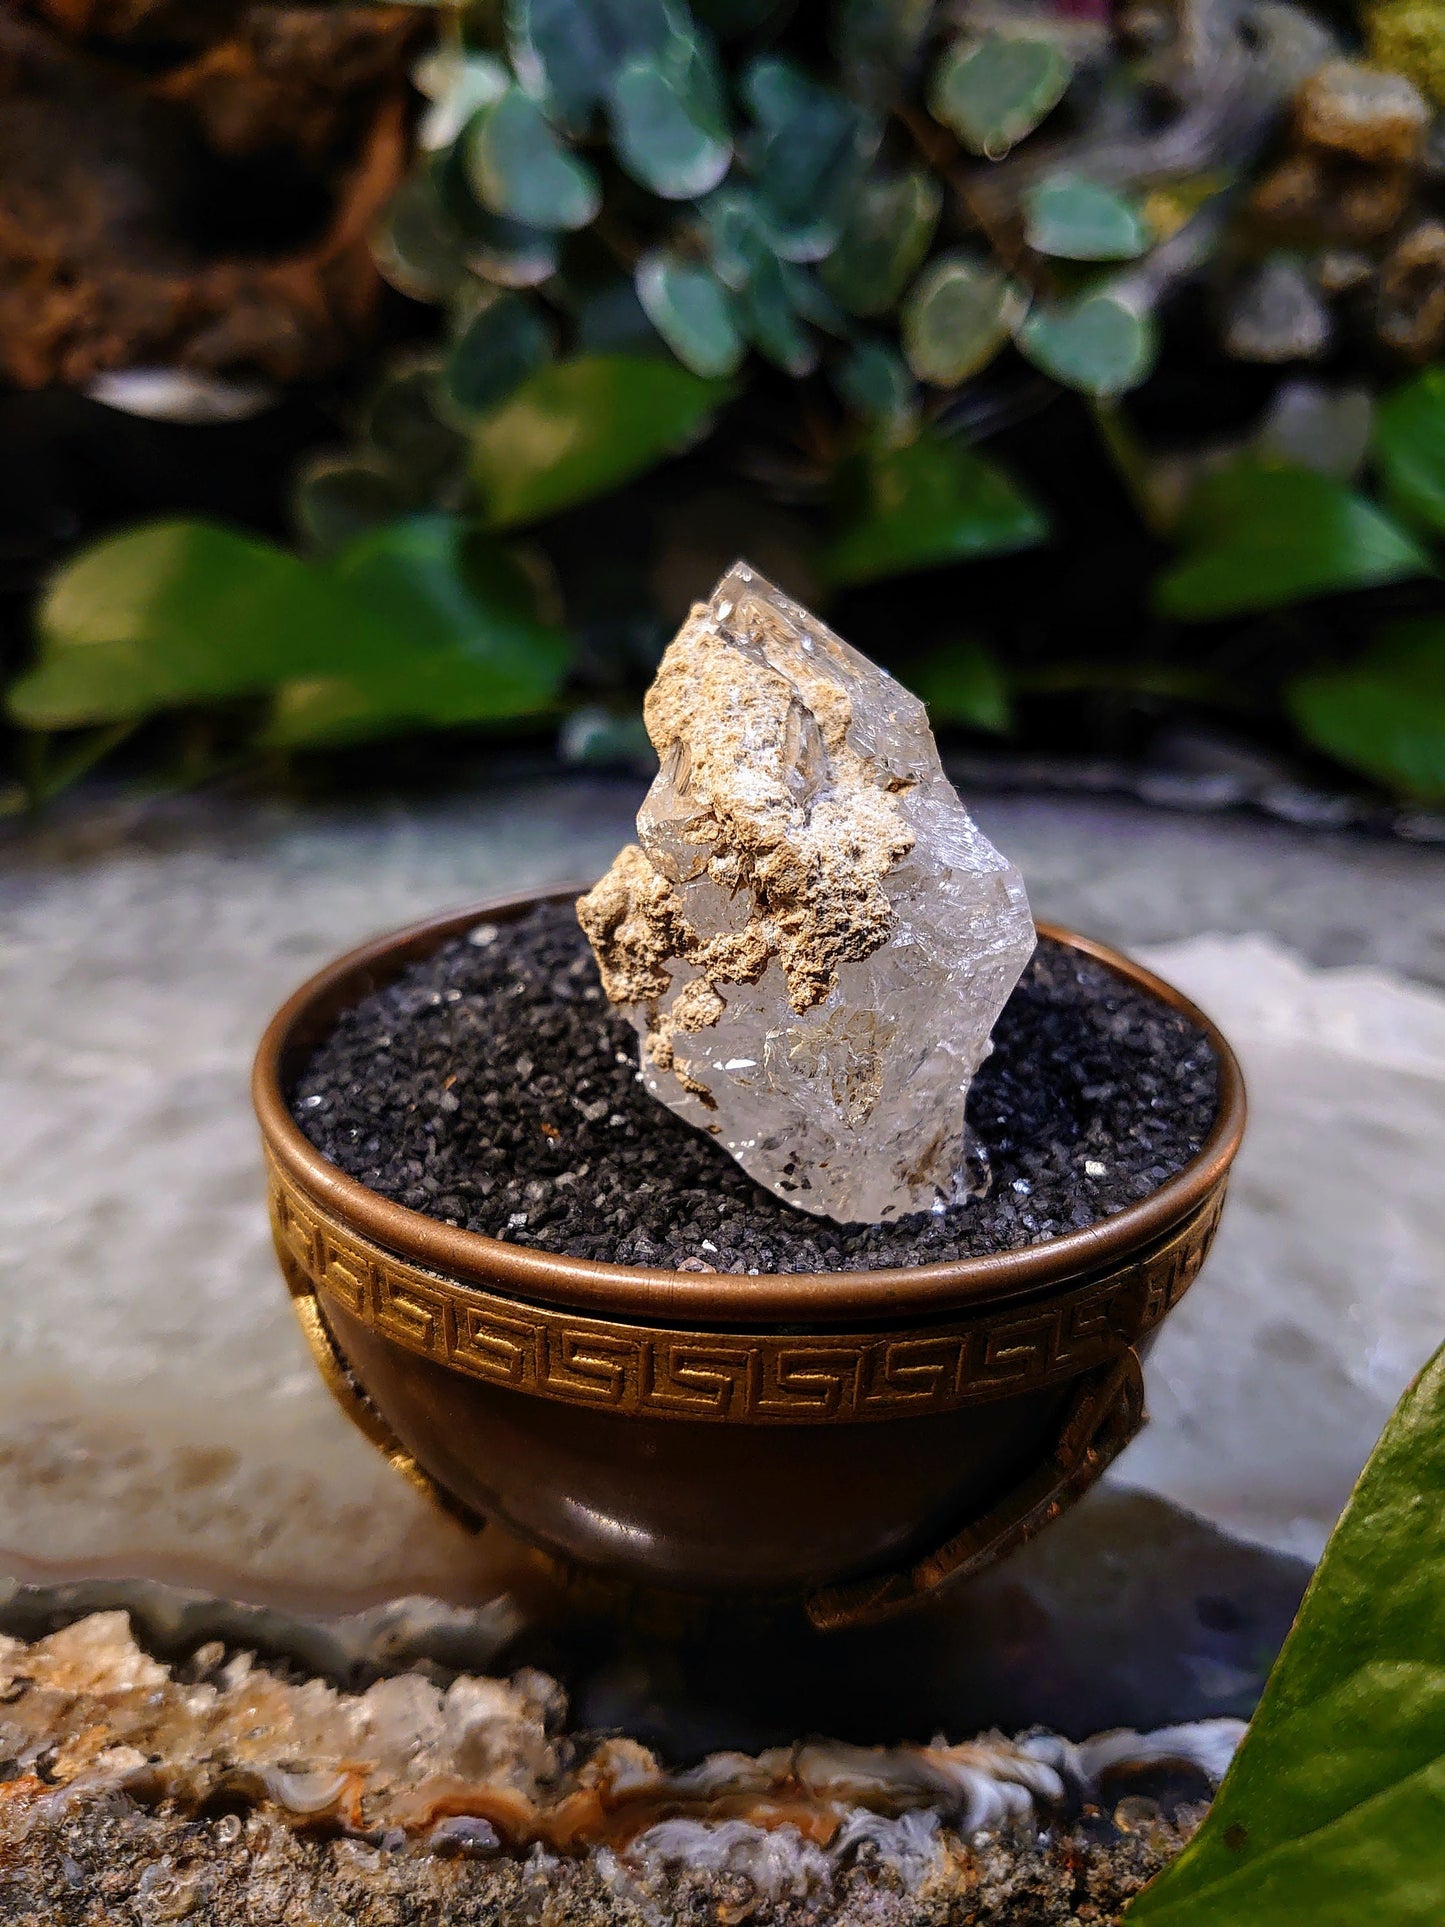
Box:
6;0;1445;808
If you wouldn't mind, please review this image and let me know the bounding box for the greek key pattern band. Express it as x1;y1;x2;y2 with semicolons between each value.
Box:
268;1154;1224;1426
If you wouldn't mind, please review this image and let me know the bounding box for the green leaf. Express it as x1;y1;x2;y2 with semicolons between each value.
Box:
575;280;666;357
445;294;552;417
704;189;818;375
294;456;410;554
1285;619;1445;802
434;145;558;289
819;169;941;317
742;55;876;260
371;169;467;304
1373;367;1445;537
834;0;934;101
470;355;728;528
463;90;600;232
609;30;732;199
1155;464;1432;620
265;516;571;748
692;0;777;32
560;703;656;769
636;252;744;377
362;357;468;495
506;0;677;132
780;263;849;338
901;253;1027;386
1126;1339;1445;1926
827;432;1048;584
832;340;917;439
461;211;560;290
8;521;400;728
1016;289;1158;397
1024;174;1149;261
929;33;1072;157
910;639;1012;732
412;46;509;151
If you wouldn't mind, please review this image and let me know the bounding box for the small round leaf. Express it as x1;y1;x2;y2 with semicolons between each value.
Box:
445;296;552;417
832;340;917;438
295;457;409;553
929;33;1072;157
362;358;468;495
636;253;744;377
742;55;877;261
463;90;600;232
1023;174;1149;261
372;172;467;304
1016;290;1158;397
902;254;1027;387
609;35;732;200
820;169;941;318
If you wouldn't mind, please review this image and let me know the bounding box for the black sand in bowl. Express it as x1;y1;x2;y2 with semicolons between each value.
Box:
291;903;1219;1274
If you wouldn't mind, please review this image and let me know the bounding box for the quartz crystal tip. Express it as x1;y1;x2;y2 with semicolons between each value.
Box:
577;561;1035;1225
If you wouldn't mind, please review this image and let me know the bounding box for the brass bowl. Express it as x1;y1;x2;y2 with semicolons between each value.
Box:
253;887;1245;1630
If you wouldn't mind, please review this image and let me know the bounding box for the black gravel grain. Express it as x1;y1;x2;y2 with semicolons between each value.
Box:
291;903;1219;1273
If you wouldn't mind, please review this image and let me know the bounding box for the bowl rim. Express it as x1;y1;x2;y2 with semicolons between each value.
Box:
253;884;1246;1327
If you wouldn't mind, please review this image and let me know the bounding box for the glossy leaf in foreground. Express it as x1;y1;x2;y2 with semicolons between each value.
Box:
929;32;1072;156
470;355;728;527
265;515;571;747
1127;1338;1445;1925
1373;367;1445;537
1017;289;1158;397
635;252;744;378
8;521;398;728
1024;174;1149;261
902;254;1026;386
1286;618;1445;802
827;432;1048;584
1155;463;1431;620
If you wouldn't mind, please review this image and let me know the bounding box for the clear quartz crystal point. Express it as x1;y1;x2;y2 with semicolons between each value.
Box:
577;562;1036;1225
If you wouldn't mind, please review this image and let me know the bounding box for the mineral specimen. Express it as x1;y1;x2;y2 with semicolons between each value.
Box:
577;563;1036;1223
0;1610;1237;1927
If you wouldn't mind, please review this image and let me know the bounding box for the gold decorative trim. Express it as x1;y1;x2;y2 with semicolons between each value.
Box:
268;1151;1223;1427
806;1348;1147;1630
275;1235;487;1534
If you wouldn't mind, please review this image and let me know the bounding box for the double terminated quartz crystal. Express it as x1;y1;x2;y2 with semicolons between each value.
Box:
577;564;1036;1224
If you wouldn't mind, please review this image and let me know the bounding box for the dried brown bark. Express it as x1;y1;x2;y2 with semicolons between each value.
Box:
0;3;422;389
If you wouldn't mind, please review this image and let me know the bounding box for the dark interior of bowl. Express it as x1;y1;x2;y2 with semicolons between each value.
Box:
290;903;1220;1275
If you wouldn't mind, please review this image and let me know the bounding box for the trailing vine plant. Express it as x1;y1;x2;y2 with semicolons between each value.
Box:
6;0;1445;806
